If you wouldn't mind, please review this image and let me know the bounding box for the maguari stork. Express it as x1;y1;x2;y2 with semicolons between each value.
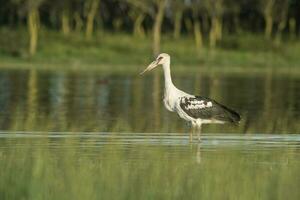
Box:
140;53;241;141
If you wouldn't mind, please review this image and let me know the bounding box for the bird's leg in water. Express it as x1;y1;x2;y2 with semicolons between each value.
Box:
189;125;195;142
190;122;197;142
196;124;202;141
196;143;201;164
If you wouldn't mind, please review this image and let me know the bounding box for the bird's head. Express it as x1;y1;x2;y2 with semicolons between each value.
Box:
140;53;170;75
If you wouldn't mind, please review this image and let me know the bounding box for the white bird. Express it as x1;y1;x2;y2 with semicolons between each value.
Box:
140;53;240;141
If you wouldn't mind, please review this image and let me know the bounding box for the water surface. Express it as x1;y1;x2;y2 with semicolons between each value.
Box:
0;69;299;133
1;132;300;199
0;69;300;199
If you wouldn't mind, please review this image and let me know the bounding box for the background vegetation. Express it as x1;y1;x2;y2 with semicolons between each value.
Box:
0;0;300;70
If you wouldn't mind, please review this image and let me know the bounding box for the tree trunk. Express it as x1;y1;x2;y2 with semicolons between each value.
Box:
275;17;288;46
153;0;167;56
289;18;296;39
264;15;273;40
74;12;83;32
275;0;288;45
209;15;223;48
216;17;222;41
263;0;275;40
27;8;39;56
133;13;145;38
173;9;183;39
113;18;122;31
184;18;193;36
86;0;100;40
62;10;70;36
209;17;217;48
193;19;203;51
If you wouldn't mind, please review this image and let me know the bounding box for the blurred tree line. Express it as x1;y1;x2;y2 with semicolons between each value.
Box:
0;0;299;56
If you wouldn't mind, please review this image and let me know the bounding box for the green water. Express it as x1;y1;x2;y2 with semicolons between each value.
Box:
0;69;300;199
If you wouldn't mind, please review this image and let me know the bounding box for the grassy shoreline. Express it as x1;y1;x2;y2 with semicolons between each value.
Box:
1;29;300;74
1;62;300;78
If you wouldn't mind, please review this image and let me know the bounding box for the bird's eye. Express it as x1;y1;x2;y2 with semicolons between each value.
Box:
157;57;162;61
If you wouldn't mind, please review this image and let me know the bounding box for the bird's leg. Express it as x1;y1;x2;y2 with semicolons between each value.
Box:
196;124;202;142
196;143;201;164
189;125;195;142
189;122;197;142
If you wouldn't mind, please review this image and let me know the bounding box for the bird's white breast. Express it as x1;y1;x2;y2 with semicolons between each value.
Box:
163;94;176;112
163;87;191;112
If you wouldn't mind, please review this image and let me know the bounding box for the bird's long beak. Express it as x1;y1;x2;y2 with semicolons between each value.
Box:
140;60;159;75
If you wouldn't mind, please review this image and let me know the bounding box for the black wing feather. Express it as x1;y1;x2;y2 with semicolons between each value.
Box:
179;96;241;123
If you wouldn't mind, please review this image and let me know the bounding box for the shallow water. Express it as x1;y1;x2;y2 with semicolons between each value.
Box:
0;69;299;133
1;132;300;199
0;69;300;199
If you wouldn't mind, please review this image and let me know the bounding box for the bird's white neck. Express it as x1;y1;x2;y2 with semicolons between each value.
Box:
162;60;174;90
161;57;188;112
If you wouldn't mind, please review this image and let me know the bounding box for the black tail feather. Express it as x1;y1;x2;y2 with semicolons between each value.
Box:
220;104;241;124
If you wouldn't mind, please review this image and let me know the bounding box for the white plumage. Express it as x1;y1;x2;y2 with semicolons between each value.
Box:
141;53;240;141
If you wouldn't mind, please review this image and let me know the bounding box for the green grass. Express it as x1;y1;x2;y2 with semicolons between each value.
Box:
1;28;300;73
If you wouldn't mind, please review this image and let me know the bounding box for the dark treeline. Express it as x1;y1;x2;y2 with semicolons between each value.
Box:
0;0;300;56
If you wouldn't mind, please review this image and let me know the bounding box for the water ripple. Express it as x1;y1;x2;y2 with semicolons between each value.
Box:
0;131;300;150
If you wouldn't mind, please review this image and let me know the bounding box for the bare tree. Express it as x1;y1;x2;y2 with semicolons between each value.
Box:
26;0;46;56
274;0;289;45
126;0;154;37
127;0;167;55
73;0;85;32
171;0;186;39
12;0;44;56
203;0;224;48
61;2;71;36
259;0;275;40
153;0;167;55
85;0;100;40
48;0;72;36
128;5;146;37
190;0;205;51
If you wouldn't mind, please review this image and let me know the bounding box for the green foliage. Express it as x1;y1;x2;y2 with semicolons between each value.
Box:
1;29;300;72
1;0;300;52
